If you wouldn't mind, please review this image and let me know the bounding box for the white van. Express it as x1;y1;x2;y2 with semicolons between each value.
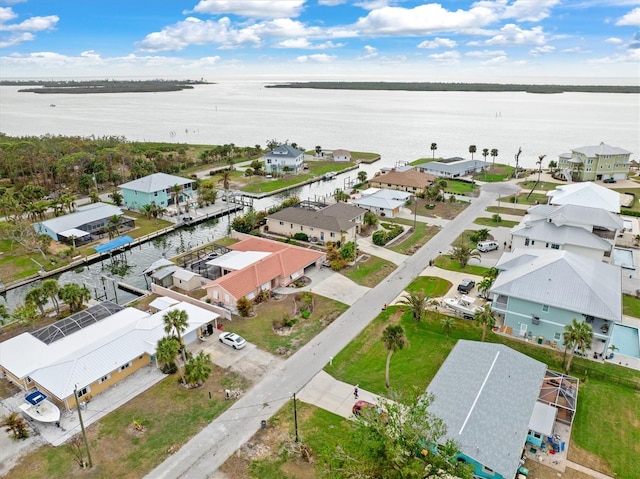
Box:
477;241;499;252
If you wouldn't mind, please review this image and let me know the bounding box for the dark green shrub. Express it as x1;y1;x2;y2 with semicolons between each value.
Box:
293;232;309;241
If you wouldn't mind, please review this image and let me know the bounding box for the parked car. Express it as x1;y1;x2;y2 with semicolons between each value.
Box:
477;240;499;252
457;279;476;294
603;177;617;183
219;332;247;350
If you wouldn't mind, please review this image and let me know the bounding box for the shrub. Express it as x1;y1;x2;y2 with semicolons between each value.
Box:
293;232;309;241
301;310;311;319
255;290;270;304
492;213;502;223
272;318;283;330
372;230;387;246
236;297;252;317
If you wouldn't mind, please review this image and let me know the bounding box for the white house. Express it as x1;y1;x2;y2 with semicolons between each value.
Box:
333;149;351;162
546;182;621;213
351;188;411;218
261;144;304;173
415;158;490;178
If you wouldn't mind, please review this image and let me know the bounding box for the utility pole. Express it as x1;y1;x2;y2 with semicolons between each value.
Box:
413;194;418;231
74;385;93;468
293;393;299;443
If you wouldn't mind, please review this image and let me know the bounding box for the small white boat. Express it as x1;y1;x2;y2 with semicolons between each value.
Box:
18;390;60;423
442;295;481;319
322;172;337;180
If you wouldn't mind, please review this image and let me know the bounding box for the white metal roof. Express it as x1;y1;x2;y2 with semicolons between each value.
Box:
206;250;271;270
58;228;91;238
1;301;219;400
511;220;612;251
119;173;192;193
148;297;180;311
527;204;623;231
491;250;622;321
37;203;123;234
529;401;557;436
547;183;620;213
572;143;631;157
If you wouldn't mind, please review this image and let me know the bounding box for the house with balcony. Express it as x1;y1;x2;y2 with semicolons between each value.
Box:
351;188;412;218
427;340;567;479
489;250;621;355
546;182;621;213
511;204;623;261
119;172;196;213
557;142;631;182
265;203;366;244
415;157;490;178
261;144;304;174
369;167;434;196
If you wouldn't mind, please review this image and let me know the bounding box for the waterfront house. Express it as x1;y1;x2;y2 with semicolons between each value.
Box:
369;168;435;196
511;204;623;261
265;203;366;243
203;235;324;310
557;142;631;182
489;250;621;354
333;149;351;162
261;144;304;174
119;172;196;213
351;188;411;218
427;340;560;479
546;182;621;213
414;157;490;178
0;300;219;410
34;202;128;244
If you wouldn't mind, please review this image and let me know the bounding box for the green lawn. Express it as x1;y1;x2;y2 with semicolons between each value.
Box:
443;180;476;195
518;180;563;191
405;276;452;298
342;255;396;287
486;206;527;217
384;218;440;255
614;187;640;212
473;165;514;182
622;294;640;318
473;217;520;228
433;254;490;277
501;192;549;206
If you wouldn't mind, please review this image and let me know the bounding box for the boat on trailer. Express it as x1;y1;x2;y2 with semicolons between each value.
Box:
442;295;481;319
18;390;61;423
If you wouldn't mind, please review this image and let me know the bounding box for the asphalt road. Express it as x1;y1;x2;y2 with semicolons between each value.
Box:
147;182;519;479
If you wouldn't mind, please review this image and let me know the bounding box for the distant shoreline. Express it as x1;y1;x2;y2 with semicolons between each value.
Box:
0;79;212;94
265;82;640;94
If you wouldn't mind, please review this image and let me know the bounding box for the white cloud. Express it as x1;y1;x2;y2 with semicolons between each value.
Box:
295;53;336;63
1;14;58;32
616;7;640;26
275;38;345;49
485;24;547;46
318;0;347;5
428;50;460;64
465;49;506;58
359;45;378;59
191;0;305;19
589;48;640;64
561;47;590;53
0;30;31;47
0;7;17;23
355;4;497;35
605;37;623;44
0;6;58;48
417;37;457;49
500;0;560;22
481;55;507;66
530;45;555;56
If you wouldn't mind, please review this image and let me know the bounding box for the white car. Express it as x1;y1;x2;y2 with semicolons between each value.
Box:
219;332;247;350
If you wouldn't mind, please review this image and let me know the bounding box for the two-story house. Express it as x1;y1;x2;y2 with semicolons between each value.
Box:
119;173;196;212
557;142;631;182
547;181;620;213
261;144;304;173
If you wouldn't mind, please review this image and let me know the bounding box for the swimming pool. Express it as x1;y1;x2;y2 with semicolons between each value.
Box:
610;324;640;358
613;248;635;270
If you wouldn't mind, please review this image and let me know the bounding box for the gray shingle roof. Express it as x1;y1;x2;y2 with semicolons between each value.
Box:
511;220;612;251
491;250;621;321
415;159;490;174
267;203;366;233
262;144;303;159
119;173;192;193
38;203;123;234
427;340;546;479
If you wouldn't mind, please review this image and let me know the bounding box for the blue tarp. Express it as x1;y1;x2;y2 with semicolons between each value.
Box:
25;390;47;405
94;235;133;254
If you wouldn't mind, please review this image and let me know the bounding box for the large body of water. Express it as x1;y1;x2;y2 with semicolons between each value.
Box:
1;82;638;311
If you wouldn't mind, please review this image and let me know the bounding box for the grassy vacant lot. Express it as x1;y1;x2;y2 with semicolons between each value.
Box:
385;217;440;255
473;216;520;228
622;294;640;317
341;255;396;288
501;192;549;206
224;294;349;355
418;198;468;220
614;187;640;212
404;276;452;298
443;180;477;196
433;254;490;277
473;164;514;182
486;205;527;217
518;180;563;191
5;365;249;479
326;307;640;479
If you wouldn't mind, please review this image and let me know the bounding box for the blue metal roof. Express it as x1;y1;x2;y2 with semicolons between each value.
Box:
95;235;133;253
25;390;47;405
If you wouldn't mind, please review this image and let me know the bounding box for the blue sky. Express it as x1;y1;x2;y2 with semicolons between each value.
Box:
1;0;639;81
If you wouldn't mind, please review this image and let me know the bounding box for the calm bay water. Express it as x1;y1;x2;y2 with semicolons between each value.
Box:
0;82;638;310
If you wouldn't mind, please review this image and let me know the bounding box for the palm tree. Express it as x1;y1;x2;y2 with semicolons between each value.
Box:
474;304;496;342
170;184;184;214
41;279;60;315
476;277;494;299
184;351;213;387
398;291;429;322
107;214;121;239
563;319;593;373
58;283;91;313
156;336;185;383
1;411;30;440
475;228;490;241
218;170;232;192
315;145;322;156
382;324;408;389
12;302;39;328
25;286;47;316
469;145;476;160
490;148;499;168
140;203;154;219
430;143;437;159
482;148;489;164
363;211;378;228
109;190;124;206
357;170;368;183
163;309;189;362
441;316;455;338
450;240;481;268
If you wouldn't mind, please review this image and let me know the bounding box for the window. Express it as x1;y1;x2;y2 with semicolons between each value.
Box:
482;465;494;474
120;362;132;371
551;243;560;249
98;374;111;384
154;191;158;196
542;304;549;312
279;221;284;226
267;159;272;164
300;226;303;231
554;332;561;341
290;224;293;229
77;386;90;397
330;232;335;238
524;238;530;246
531;240;535;245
